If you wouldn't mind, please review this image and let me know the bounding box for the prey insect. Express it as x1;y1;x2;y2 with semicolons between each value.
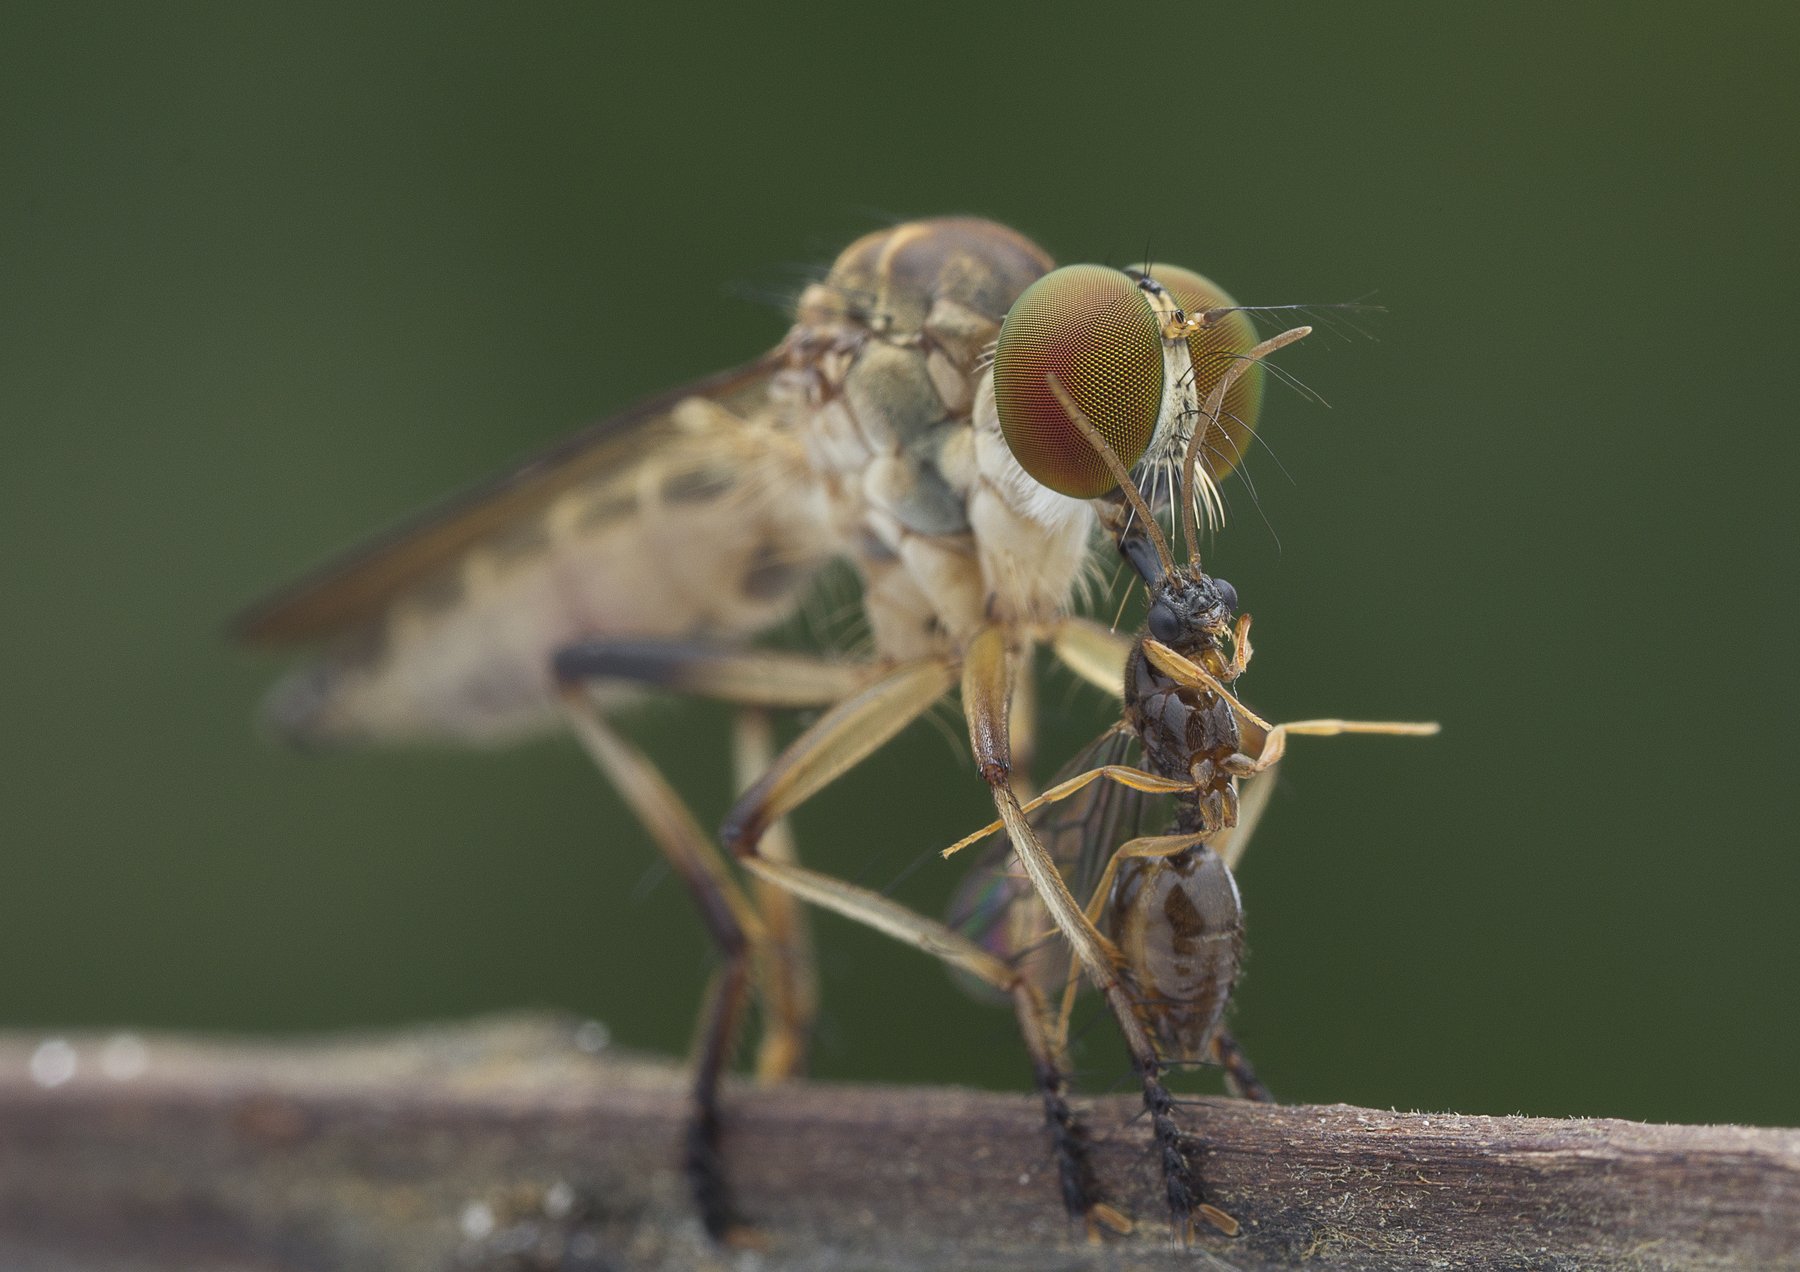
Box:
939;367;1439;1237
235;217;1346;1239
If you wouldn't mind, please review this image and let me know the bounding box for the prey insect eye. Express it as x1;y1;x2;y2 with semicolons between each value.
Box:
1148;265;1265;482
1147;600;1181;644
992;265;1163;499
1212;577;1238;612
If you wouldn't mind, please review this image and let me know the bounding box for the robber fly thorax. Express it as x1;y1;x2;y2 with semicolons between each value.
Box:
772;221;1091;661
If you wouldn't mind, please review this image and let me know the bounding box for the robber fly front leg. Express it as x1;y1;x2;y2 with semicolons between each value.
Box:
711;652;1127;1239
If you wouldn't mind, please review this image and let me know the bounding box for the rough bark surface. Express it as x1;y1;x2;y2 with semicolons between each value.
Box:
0;1015;1794;1271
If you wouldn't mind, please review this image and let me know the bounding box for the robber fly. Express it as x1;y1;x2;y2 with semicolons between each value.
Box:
236;217;1326;1238
939;366;1439;1237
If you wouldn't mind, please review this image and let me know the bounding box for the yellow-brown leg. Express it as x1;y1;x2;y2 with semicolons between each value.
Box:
554;641;888;1237
720;657;958;852
960;626;1236;1237
565;640;1126;1233
708;653;1135;1232
732;709;815;1083
730;851;1123;1236
1141;638;1440;776
559;696;762;1239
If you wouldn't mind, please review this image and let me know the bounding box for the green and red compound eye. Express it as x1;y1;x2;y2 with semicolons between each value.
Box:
1148;265;1264;485
992;265;1164;499
991;263;1265;499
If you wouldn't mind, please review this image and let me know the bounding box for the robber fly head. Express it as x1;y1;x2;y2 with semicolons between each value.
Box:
996;270;1314;642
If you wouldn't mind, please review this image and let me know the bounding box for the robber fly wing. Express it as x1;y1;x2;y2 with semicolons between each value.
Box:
233;355;831;746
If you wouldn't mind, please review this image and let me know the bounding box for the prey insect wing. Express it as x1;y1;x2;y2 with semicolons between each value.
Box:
949;722;1154;1001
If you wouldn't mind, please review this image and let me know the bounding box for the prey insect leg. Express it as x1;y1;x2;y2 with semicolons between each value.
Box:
730;851;1125;1238
962;625;1237;1238
1141;639;1440;773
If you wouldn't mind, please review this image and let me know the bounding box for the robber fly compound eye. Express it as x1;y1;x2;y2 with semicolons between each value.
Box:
992;265;1164;498
992;261;1270;507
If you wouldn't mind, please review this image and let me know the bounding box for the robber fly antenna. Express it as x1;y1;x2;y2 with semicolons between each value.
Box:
1178;324;1314;564
1044;373;1175;579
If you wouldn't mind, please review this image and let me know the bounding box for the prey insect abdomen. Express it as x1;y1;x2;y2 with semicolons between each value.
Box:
1113;644;1248;1062
1109;844;1244;1064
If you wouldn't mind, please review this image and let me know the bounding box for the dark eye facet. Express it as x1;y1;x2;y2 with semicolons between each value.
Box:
992;265;1163;498
1211;577;1238;612
1147;265;1264;483
1147;600;1181;644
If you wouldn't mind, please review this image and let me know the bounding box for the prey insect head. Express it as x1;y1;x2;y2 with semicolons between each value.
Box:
1146;570;1237;652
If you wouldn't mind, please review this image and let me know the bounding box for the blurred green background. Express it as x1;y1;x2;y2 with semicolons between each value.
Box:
4;4;1796;1131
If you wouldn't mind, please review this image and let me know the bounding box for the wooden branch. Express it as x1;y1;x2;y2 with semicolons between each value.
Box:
1;1015;1794;1271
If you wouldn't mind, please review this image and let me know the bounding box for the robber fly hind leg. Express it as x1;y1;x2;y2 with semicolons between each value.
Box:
555;640;888;1239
